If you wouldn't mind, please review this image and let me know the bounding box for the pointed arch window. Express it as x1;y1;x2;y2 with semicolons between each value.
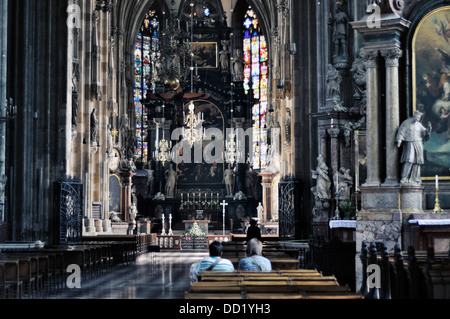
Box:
134;9;160;163
243;7;269;170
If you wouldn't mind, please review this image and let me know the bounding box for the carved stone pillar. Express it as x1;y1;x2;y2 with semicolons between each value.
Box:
233;118;246;198
121;171;136;222
327;127;341;179
361;51;381;186
259;172;276;222
319;129;328;162
381;48;403;185
0;0;7;235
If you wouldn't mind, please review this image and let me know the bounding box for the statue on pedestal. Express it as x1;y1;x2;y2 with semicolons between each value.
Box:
224;164;235;197
396;111;432;184
219;44;230;71
233;49;244;82
331;5;349;62
311;155;332;200
146;166;155;198
127;203;137;235
90;108;99;146
165;164;177;198
257;203;264;222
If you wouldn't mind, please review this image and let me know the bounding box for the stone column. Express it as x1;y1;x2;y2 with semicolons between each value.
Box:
0;0;7;223
259;172;275;222
381;48;402;185
319;130;328;161
327;127;340;179
0;0;7;241
233;118;246;198
361;51;381;186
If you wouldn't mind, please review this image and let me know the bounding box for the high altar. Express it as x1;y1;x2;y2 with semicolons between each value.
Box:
183;220;210;235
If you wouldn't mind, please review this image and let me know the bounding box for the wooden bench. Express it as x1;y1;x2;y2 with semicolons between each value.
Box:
3;249;65;294
0;258;22;298
360;242;450;299
227;257;299;270
186;267;363;300
1;254;42;298
0;261;13;298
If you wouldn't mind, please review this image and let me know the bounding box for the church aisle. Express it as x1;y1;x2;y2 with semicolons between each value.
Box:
47;251;208;300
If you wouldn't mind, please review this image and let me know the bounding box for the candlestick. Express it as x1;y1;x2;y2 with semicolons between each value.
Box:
168;214;173;235
161;214;166;235
433;187;443;214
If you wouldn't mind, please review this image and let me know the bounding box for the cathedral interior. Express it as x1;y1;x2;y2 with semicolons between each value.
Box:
1;0;450;301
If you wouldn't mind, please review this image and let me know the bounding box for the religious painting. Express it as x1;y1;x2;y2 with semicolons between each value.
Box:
176;100;225;186
354;131;367;190
413;6;450;180
109;175;122;216
189;42;218;69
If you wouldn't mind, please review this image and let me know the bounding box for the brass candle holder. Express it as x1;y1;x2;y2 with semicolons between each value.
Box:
433;188;443;214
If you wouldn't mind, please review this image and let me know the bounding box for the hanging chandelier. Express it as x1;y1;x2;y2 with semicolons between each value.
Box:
153;0;198;92
153;105;173;165
182;101;205;148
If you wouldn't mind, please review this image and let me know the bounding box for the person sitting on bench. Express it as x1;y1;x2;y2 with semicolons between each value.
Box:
238;238;272;271
190;241;235;282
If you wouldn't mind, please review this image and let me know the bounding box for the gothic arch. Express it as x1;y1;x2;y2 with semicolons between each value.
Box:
232;0;274;47
178;0;225;22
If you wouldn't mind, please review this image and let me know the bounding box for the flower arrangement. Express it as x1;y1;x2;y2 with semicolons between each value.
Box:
182;222;208;250
184;222;206;239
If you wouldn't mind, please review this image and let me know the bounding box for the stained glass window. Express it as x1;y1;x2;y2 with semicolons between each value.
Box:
134;10;160;163
243;7;269;170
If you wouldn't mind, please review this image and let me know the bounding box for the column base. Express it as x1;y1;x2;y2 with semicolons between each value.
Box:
360;184;400;210
400;184;424;215
382;179;400;187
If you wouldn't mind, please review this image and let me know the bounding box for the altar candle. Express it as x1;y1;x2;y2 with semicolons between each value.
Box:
436;175;439;190
336;173;339;193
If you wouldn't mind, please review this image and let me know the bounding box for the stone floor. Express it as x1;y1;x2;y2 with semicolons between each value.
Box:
47;250;208;300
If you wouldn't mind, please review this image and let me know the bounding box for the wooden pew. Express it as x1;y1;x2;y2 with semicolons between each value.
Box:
0;255;36;298
0;261;12;298
1;254;41;298
226;257;299;270
186;267;363;300
0;258;22;298
359;241;450;299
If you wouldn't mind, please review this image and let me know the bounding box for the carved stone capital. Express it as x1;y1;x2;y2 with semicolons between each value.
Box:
381;48;403;67
360;50;379;68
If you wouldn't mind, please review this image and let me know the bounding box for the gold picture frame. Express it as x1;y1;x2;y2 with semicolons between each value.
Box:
188;42;218;69
412;6;450;180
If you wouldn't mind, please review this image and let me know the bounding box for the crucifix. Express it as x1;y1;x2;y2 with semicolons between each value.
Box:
220;200;228;236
